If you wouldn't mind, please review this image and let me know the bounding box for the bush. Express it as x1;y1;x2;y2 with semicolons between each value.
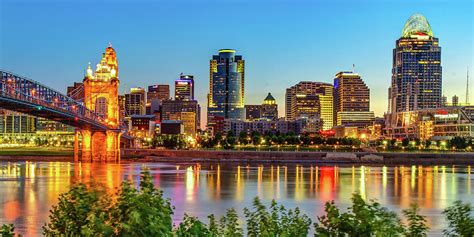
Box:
43;170;174;236
314;193;404;236
244;197;311;236
1;224;15;237
403;203;429;237
443;201;474;236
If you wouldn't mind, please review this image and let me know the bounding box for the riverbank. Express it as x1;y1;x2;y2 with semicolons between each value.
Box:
1;148;473;165
123;149;474;165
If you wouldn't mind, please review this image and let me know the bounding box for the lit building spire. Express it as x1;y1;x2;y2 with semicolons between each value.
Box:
86;62;93;78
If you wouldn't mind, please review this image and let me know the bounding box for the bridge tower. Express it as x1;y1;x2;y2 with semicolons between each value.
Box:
77;44;121;162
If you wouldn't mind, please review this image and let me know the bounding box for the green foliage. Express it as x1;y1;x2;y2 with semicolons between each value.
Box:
218;209;243;237
314;193;404;236
111;170;174;236
1;224;15;237
403;203;429;237
449;137;469;150
443;200;474;236
42;183;109;236
43;170;174;236
174;214;212;237
244;197;311;237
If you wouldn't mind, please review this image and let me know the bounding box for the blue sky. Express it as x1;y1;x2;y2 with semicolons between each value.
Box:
1;0;473;120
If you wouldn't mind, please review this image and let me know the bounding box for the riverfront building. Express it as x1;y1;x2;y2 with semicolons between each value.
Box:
388;14;442;114
148;84;170;102
245;93;279;122
285;82;333;130
333;72;374;128
125;88;146;116
385;106;474;140
207;49;245;122
175;74;194;101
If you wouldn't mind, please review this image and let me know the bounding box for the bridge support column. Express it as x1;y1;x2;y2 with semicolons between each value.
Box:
81;130;92;162
106;131;121;162
74;131;79;162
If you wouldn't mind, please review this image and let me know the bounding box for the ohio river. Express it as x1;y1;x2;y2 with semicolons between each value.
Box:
0;161;472;236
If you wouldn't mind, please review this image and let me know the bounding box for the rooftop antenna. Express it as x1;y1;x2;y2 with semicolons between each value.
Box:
352;64;356;73
466;67;470;105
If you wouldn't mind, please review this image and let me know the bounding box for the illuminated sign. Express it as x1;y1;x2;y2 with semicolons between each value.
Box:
434;114;458;119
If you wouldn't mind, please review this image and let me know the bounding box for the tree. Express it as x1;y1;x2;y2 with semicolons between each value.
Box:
314;193;404;236
43;170;174;236
443;201;474;236
1;224;15;237
403;203;429;237
450;137;468;150
244;197;311;236
402;138;410;147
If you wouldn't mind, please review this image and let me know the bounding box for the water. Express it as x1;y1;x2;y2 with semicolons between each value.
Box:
0;161;472;236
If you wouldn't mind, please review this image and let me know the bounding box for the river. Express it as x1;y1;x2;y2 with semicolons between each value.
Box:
0;161;472;236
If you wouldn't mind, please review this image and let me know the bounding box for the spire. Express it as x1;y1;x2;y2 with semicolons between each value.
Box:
108;42;113;48
86;62;93;78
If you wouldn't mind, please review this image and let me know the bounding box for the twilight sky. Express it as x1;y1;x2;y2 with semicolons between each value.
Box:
0;0;473;121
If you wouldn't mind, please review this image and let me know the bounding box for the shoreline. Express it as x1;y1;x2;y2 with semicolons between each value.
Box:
0;149;472;165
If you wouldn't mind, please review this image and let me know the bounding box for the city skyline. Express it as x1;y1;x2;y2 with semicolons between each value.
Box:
1;0;473;124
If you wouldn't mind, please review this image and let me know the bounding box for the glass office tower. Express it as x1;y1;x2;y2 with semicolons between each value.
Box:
207;49;245;121
389;14;442;114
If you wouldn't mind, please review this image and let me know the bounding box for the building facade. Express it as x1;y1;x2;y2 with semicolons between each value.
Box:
333;72;374;128
285;82;333;130
161;100;199;135
175;74;194;101
207;49;245;122
261;93;278;121
388;14;442;114
125;88;146;116
148;84;170;102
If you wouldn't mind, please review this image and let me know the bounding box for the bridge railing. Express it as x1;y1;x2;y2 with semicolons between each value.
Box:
0;70;106;124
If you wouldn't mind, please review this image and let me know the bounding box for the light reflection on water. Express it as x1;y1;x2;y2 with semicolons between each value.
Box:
0;161;472;236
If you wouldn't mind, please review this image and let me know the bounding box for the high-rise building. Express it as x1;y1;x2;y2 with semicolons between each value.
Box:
245;105;262;121
261;93;278;121
118;95;126;120
333;71;374;128
125;88;146;116
388;14;442;114
175;74;194;101
148;84;170;102
285;82;333;130
161;100;200;135
207;49;245;122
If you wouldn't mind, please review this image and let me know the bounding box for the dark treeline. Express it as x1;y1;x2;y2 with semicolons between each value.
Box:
1;170;473;237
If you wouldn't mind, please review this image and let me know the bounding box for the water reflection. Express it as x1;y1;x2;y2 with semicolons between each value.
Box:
0;162;473;236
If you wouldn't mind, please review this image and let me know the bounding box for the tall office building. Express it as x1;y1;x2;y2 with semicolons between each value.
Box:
388;14;442;114
285;82;333;130
125;87;146;116
148;84;170;102
161;100;200;135
175;74;194;101
261;93;278;121
333;71;374;128
207;49;245;122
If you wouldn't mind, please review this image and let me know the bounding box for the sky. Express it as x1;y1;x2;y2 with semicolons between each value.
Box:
0;0;473;124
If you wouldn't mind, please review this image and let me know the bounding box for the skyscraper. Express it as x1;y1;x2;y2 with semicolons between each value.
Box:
125;87;146;116
207;49;245;122
389;14;442;114
148;84;170;102
333;72;374;128
261;93;278;121
285;82;333;130
175;74;194;101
